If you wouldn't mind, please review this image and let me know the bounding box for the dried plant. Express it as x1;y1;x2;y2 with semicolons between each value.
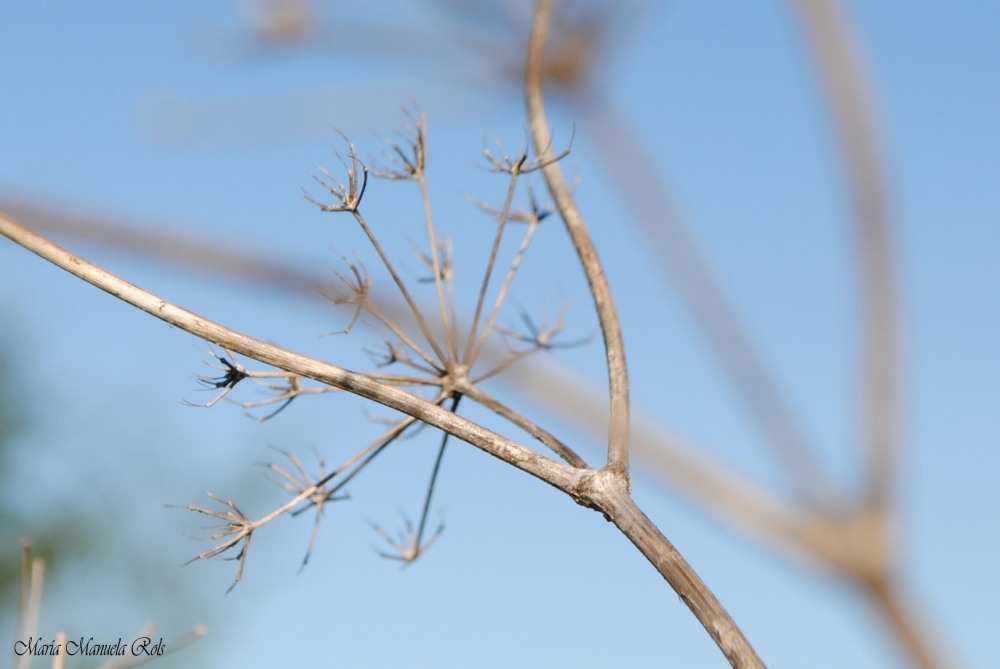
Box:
1;2;958;669
0;5;768;664
167;106;598;590
143;1;940;667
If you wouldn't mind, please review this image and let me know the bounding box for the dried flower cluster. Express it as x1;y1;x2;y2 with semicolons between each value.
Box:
177;108;587;589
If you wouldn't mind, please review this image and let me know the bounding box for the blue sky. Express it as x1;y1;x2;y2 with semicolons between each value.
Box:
1;2;998;667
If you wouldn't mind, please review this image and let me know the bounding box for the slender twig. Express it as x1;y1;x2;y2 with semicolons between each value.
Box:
418;169;457;363
320;253;371;336
470;347;538;384
413;396;460;553
575;93;836;504
53;632;67;669
350;210;448;364
410;237;460;358
362;333;441;376
577;468;766;669
525;0;630;476
240;377;340;422
468;207;541;367
19;556;45;669
12;540;31;669
784;0;899;517
360;292;444;372
322;403;446;494
461;384;586;468
463;171;520;364
0;212;580;490
865;576;945;669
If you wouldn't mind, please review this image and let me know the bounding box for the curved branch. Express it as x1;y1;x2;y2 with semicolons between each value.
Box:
0;212;581;494
572;93;836;504
786;0;899;517
582;469;767;669
2;203;765;669
525;0;630;476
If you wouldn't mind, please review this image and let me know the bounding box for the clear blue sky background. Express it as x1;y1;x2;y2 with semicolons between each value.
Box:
1;2;998;668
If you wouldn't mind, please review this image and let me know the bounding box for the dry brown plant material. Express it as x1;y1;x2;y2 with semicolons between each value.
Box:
0;96;764;669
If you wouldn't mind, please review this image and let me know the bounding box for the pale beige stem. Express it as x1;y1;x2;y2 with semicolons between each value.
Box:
350;210;448;365
363;296;444;372
865;576;946;669
469;216;540;367
579;470;766;669
785;0;899;516
18;557;45;669
463;172;519;365
461;384;587;468
574;93;835;504
525;0;630;475
0;212;579;492
52;633;66;669
417;170;457;362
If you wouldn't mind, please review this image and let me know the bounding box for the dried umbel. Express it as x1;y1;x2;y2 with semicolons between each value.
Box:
174;107;585;588
0;4;772;664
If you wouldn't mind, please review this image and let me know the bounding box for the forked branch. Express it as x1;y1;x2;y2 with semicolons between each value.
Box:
1;205;764;668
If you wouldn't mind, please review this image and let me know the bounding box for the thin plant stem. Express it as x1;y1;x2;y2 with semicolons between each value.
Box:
575;92;835;503
462;384;586;468
53;633;66;669
320;411;435;492
784;0;898;515
413;395;460;550
463;172;519;364
416;169;456;362
471;348;537;384
444;240;460;364
352;210;448;364
363;299;444;372
525;0;630;475
864;576;945;669
18;557;45;669
469;216;539;366
12;541;31;669
323;400;446;497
